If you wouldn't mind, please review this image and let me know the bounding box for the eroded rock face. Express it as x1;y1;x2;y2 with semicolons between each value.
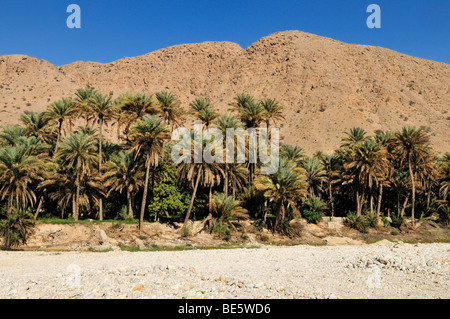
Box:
1;30;449;154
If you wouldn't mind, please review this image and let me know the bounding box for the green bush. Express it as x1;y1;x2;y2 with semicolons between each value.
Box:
346;212;370;233
0;207;35;249
211;221;231;241
391;215;405;229
303;209;321;224
438;205;450;226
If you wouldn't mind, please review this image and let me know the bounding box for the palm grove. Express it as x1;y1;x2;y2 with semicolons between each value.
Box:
0;86;449;247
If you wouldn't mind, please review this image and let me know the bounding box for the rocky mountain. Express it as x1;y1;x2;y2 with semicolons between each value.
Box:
1;30;449;154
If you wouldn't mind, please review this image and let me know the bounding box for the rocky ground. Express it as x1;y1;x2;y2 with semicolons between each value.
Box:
0;241;448;299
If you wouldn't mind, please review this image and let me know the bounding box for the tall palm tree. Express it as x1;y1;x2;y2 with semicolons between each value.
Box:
0;125;28;147
155;91;184;130
117;92;160;137
438;153;450;201
55;132;98;221
0;144;44;215
84;92;114;220
229;94;265;184
302;157;326;197
280;144;306;167
42;97;77;147
19;111;51;143
175;131;224;229
344;139;390;217
341;127;368;149
103;151;145;218
320;154;341;218
254;158;307;230
129;116;170;232
213;114;245;197
229;94;265;129
391;127;432;226
189;97;219;129
260;98;284;131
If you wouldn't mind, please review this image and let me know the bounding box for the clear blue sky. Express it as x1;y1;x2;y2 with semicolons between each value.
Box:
0;0;448;66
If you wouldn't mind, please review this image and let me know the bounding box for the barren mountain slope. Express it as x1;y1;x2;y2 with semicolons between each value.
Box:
0;31;449;154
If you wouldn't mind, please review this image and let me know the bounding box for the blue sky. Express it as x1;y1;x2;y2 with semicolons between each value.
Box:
0;0;448;66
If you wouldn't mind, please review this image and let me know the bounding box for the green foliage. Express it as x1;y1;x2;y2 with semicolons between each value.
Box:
381;215;391;228
391;215;405;229
303;209;321;224
148;183;191;219
438;205;450;226
276;219;291;235
346;212;370;233
0;207;35;248
211;221;232;241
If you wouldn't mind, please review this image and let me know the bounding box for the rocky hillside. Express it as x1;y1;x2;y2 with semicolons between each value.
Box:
0;30;449;154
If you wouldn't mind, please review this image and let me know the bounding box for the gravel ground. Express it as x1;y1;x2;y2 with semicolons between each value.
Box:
0;242;449;299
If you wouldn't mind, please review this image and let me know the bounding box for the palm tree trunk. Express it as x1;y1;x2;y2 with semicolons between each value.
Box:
182;170;202;230
98;117;104;221
408;157;416;227
75;171;81;221
139;157;151;232
376;185;383;225
329;183;334;218
33;197;43;221
275;201;283;232
356;188;361;217
56;120;63;150
224;164;228;198
401;197;409;218
209;184;213;215
127;189;133;218
7;191;13;216
370;193;374;215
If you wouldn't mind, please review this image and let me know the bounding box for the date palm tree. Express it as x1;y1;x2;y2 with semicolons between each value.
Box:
55;132;98;221
0;125;28;147
19;111;52;144
280;145;306;167
341;127;368;149
254;158;307;231
320;154;341;218
0;144;44;215
175;131;224;229
42;97;77;148
260;98;284;131
129;116;170;231
438;153;450;201
211;193;249;224
155;91;184;130
229;94;265;184
84;92;114;220
302;157;326;197
391;127;432;226
213;114;245;197
103;151;145;218
344;139;390;217
117;92;160;137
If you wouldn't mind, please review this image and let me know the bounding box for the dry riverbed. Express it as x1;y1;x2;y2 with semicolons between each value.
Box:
0;242;448;299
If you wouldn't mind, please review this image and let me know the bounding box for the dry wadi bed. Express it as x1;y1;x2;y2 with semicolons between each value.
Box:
0;221;449;299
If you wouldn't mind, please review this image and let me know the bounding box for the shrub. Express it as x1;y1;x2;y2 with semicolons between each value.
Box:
211;221;231;241
438;205;450;226
0;208;35;249
346;212;369;233
303;210;321;224
391;215;405;229
381;216;390;228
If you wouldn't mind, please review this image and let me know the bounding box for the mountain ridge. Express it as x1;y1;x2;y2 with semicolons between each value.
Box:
0;30;449;154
